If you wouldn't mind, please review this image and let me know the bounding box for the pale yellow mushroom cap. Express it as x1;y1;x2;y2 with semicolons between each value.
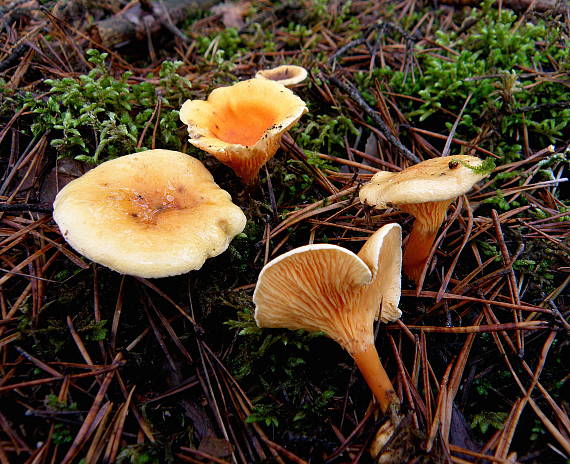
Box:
359;155;488;209
253;223;402;354
255;65;308;87
53;149;247;278
179;78;307;183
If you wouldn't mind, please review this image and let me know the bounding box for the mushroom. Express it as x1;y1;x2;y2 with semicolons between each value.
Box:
53;149;247;278
359;155;490;285
179;78;307;184
253;223;402;415
255;65;308;87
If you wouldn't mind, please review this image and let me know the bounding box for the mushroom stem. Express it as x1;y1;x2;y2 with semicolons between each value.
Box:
352;344;400;414
400;200;452;284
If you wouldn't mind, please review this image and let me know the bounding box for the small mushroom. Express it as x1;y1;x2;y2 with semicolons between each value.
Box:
254;223;402;414
53;149;246;278
359;155;490;284
255;65;308;87
180;78;307;184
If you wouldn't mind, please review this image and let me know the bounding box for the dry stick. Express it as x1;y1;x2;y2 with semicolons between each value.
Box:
388;321;549;333
496;332;556;458
449;445;514;463
135;277;196;324
115;371;156;443
14;346;62;378
83;401;115;464
403;290;551;314
177;449;230;464
141;297;178;372
387;335;419;428
200;343;305;464
484;312;570;455
110;276;126;351
404;126;499;159
436;196;473;303
388;334;429;420
420;332;432;426
186;289;235;463
325;408;374;461
441;93;473;157
0;203;52;213
483;304;570;436
327;75;421;164
60;354;122;464
146;292;193;365
0;410;31;454
67;316;94;366
426;362;452;452
104;387;135;463
281;135;338;194
491;210;523;356
441;312;484;448
214;376;253;463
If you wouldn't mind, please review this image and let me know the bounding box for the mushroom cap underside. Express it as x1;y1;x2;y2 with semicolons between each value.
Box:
179;78;307;151
255;65;308;87
53;149;246;278
359;155;488;208
253;224;402;351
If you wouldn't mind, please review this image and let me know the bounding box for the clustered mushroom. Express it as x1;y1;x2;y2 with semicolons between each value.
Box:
52;65;492;457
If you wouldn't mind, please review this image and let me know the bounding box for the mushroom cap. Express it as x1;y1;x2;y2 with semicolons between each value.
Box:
179;78;307;183
359;155;488;209
53;149;246;278
253;223;402;353
255;65;308;87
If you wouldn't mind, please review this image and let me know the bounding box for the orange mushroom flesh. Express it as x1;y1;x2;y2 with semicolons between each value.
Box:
180;78;307;184
359;155;490;285
398;200;452;284
254;224;402;415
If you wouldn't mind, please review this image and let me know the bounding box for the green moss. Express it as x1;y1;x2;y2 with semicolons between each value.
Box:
21;50;191;163
369;0;570;162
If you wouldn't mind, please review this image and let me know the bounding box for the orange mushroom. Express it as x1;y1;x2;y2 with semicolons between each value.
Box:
255;65;308;87
53;149;246;277
359;155;490;284
254;223;402;415
179;78;307;184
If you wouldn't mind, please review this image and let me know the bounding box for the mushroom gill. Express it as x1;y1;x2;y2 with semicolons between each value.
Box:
254;223;402;414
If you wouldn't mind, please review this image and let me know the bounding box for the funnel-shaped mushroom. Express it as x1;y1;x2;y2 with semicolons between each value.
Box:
53;149;246;278
180;78;307;184
254;223;402;414
359;155;490;284
255;65;308;87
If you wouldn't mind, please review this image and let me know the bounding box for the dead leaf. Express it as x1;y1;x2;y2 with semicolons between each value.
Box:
39;158;89;204
211;1;250;29
198;435;234;458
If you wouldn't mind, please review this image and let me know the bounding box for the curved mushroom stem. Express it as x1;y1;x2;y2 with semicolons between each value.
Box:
352;344;400;415
400;200;453;285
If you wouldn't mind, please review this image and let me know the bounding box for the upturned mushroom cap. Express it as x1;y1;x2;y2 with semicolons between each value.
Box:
180;78;307;183
53;149;246;278
253;223;402;353
255;65;308;87
359;155;488;209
